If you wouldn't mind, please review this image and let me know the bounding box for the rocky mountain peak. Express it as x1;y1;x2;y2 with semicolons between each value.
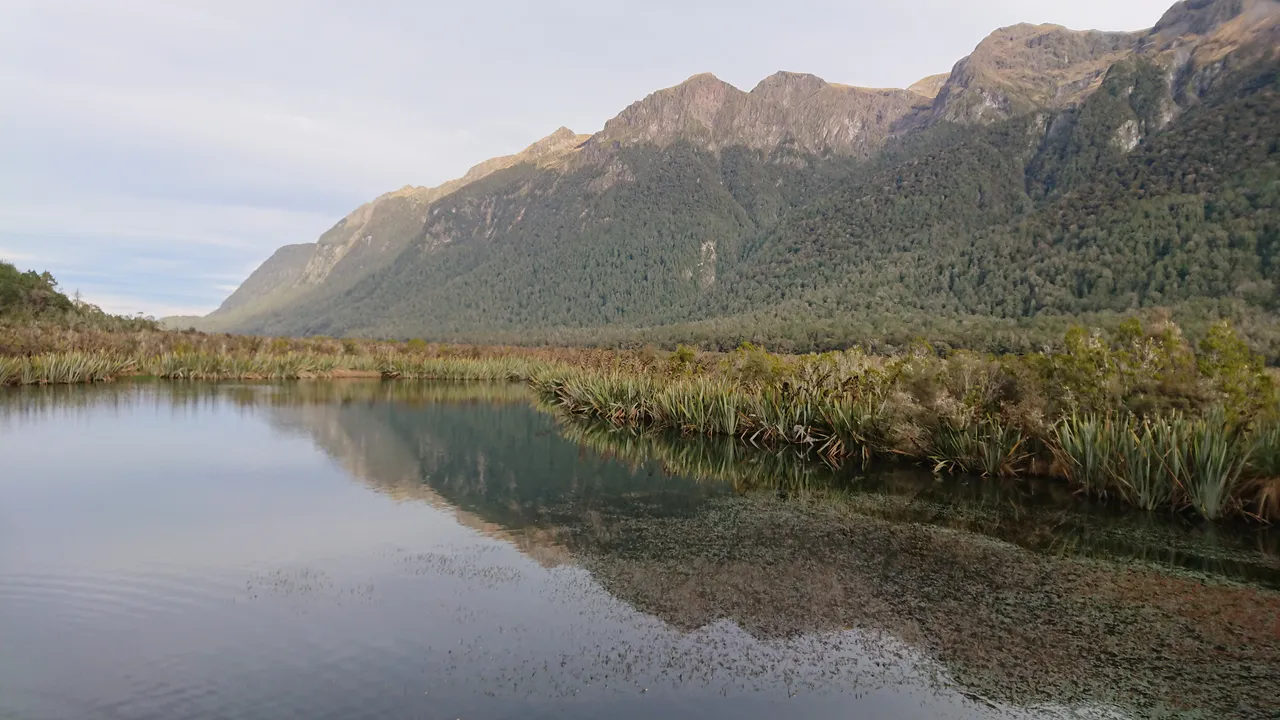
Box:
586;68;934;160
1154;0;1280;52
519;126;585;158
587;72;746;153
1153;0;1254;37
966;24;1141;76
929;23;1142;124
1141;0;1279;111
458;126;588;185
750;71;831;107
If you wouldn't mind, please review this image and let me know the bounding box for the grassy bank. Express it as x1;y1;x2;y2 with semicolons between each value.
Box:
2;318;1278;521
530;322;1280;521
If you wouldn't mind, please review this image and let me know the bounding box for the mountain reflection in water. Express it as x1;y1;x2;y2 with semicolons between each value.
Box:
1;380;1276;720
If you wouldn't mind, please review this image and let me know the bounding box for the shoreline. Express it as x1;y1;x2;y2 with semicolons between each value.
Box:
2;319;1278;523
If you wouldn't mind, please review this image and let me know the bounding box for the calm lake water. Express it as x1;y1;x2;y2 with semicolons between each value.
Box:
1;381;1277;720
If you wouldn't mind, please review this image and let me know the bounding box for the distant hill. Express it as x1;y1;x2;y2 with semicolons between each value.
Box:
191;0;1280;357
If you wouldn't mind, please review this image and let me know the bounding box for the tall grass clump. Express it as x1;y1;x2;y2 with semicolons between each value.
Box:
0;357;17;386
1246;416;1280;518
380;355;543;382
1053;414;1120;498
138;351;357;380
1181;410;1252;521
1054;411;1257;519
813;394;894;461
653;379;744;436
0;352;133;385
930;417;1028;478
1113;416;1182;512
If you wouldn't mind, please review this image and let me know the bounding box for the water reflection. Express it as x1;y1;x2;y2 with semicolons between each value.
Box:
558;420;1280;584
247;381;1280;716
2;381;1278;719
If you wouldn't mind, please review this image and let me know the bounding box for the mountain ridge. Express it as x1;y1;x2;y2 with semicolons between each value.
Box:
182;0;1280;358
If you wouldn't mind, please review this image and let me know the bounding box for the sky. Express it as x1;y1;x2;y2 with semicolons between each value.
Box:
1;0;1179;318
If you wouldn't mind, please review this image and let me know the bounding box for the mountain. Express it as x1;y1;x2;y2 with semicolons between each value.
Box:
928;24;1143;125
587;70;934;158
201;128;589;330
193;0;1280;358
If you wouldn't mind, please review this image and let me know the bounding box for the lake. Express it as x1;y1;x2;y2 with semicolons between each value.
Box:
1;381;1277;719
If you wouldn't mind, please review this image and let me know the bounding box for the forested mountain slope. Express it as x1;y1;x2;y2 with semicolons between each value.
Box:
192;0;1280;358
680;59;1280;354
201;128;591;330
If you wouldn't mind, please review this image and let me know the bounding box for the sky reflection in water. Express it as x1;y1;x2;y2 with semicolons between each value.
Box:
0;381;1276;720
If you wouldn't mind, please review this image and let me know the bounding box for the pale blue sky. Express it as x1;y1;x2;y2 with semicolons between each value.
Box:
1;0;1178;317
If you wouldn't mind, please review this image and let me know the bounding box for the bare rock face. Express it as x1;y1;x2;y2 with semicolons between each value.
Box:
1144;0;1280;116
930;24;1143;125
457;126;587;185
755;73;935;157
585;70;931;161
930;1;1279;128
750;71;831;108
1148;0;1280;63
586;73;784;156
1153;0;1250;38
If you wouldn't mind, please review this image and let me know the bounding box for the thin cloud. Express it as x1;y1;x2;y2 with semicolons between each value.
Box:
77;291;215;319
0;192;337;252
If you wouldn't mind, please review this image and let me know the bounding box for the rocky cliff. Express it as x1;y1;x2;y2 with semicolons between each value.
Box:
584;71;932;160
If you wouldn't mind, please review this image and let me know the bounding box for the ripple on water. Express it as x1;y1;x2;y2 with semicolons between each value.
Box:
2;381;1276;720
0;568;244;626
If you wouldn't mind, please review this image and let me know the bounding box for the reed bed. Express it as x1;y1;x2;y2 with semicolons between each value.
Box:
528;328;1280;522
554;415;1280;567
3;318;1278;521
1053;412;1257;519
379;355;546;382
141;351;345;380
0;353;134;385
535;371;1279;520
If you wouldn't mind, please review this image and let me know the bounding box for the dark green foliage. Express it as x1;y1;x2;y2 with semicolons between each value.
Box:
0;261;160;341
0;261;74;318
699;61;1280;357
1027;57;1172;199
247;142;865;339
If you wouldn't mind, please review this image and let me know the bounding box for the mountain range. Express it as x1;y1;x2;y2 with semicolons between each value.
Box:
179;0;1280;357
